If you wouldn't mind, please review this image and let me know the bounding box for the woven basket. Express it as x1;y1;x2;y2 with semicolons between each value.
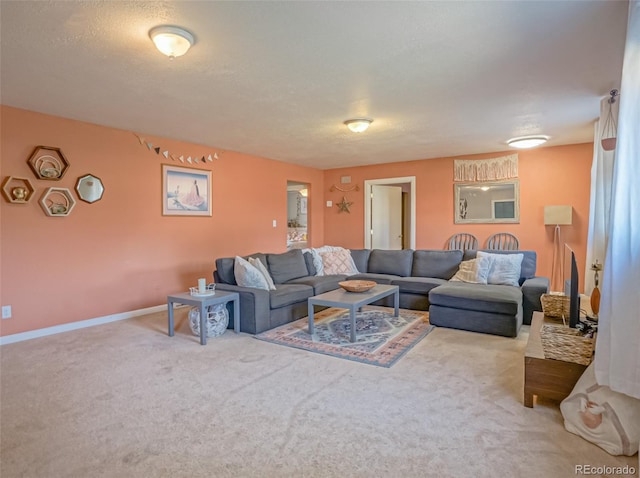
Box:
339;280;376;293
540;323;595;366
541;293;570;318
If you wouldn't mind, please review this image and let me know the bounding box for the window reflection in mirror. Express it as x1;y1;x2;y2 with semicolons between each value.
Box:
454;180;519;224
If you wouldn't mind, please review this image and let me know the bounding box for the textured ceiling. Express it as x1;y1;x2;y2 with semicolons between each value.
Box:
0;1;628;169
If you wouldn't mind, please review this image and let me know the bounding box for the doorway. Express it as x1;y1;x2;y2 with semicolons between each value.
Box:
364;177;416;250
286;181;309;250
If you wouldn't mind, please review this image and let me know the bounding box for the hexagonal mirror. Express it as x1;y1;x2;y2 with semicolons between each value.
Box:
75;174;104;203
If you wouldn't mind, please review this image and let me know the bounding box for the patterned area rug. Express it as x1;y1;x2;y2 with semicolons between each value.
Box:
255;306;433;367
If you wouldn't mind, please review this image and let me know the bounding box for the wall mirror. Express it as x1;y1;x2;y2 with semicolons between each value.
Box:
454;180;519;224
75;174;105;203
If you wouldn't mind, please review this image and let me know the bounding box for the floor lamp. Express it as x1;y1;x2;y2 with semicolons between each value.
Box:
544;205;573;292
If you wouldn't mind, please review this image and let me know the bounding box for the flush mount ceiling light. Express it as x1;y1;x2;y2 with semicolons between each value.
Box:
507;135;549;149
149;25;194;59
344;118;373;133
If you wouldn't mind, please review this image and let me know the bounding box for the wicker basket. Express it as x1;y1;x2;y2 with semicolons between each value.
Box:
540;323;595;366
540;293;570;318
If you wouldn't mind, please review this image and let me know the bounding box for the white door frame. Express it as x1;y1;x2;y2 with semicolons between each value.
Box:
364;176;416;249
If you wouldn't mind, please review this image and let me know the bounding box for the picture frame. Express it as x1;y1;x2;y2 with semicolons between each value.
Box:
300;197;308;214
162;164;212;216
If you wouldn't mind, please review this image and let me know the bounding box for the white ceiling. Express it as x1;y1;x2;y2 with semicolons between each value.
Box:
0;1;628;169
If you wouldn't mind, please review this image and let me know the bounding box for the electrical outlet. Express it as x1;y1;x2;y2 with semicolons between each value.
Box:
2;305;11;319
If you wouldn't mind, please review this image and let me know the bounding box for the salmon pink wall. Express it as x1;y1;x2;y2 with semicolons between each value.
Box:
323;144;592;287
0;106;324;336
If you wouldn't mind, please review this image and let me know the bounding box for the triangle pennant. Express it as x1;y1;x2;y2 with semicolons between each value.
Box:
135;134;145;145
170;155;178;161
213;153;219;160
154;147;160;154
207;154;213;162
146;142;154;150
187;156;192;164
179;156;184;163
162;151;169;158
201;156;206;163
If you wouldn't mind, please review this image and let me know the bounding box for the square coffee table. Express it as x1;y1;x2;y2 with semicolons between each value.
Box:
308;284;400;342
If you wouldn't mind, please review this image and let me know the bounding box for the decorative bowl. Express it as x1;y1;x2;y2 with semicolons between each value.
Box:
339;280;376;293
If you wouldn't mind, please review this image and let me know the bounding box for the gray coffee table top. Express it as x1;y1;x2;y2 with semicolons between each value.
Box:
309;284;399;308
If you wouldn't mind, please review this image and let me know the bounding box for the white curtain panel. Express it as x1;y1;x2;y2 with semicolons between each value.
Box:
594;0;640;399
584;106;616;295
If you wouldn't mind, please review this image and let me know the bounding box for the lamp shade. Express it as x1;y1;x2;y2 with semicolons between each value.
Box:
544;205;572;225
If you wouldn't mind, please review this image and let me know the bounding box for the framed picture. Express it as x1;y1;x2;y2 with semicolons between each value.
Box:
300;197;308;214
162;164;212;216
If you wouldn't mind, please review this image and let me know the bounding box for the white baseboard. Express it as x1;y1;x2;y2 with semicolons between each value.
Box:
0;304;167;346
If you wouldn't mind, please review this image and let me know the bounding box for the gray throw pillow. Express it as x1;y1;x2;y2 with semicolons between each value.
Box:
267;249;309;283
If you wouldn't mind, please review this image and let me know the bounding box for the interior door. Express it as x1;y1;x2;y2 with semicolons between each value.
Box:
371;185;403;249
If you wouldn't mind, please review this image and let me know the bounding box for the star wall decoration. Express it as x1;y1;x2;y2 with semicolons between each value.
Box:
336;196;353;213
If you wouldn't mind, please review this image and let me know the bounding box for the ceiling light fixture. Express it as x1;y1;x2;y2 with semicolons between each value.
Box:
344;118;373;133
149;25;194;59
507;135;549;149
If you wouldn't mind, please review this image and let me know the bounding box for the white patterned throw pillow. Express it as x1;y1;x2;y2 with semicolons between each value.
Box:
234;256;269;290
477;251;523;287
305;246;358;276
450;255;492;284
320;249;359;275
248;257;276;290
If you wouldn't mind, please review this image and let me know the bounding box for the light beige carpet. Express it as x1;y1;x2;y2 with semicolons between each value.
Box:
1;307;637;478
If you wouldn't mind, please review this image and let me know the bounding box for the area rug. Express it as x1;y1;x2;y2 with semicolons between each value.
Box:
255;306;433;367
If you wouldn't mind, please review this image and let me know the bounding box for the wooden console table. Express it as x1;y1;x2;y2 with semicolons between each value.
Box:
523;312;589;407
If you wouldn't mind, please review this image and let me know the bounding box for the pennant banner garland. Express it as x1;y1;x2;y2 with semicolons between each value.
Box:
134;133;223;165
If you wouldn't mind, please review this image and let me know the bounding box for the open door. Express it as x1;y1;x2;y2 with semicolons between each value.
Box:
371;184;403;250
286;181;309;249
364;176;416;250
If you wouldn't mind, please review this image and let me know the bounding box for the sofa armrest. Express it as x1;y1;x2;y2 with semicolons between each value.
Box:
521;276;550;325
214;283;270;335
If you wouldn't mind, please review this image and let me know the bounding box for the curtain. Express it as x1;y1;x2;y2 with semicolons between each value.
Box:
584;101;616;295
594;0;640;399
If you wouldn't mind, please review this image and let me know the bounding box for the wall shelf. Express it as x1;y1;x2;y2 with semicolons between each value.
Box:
39;187;76;217
1;176;35;204
27;145;70;180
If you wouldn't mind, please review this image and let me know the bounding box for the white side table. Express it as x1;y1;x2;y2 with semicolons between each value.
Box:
167;291;240;345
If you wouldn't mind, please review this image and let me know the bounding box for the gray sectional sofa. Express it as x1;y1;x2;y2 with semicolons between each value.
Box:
213;248;549;338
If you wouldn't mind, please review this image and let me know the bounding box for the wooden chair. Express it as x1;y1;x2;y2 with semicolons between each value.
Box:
447;233;478;252
486;232;520;250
